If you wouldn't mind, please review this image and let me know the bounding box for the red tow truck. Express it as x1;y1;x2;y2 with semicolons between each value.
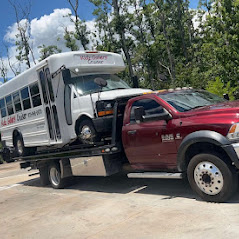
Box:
1;88;239;202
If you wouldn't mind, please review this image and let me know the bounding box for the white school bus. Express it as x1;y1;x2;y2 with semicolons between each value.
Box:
0;51;149;156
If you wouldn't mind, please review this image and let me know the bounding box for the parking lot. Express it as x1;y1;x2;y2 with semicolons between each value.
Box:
0;162;239;239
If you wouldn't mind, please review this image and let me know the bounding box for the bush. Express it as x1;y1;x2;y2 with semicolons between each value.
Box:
206;77;237;100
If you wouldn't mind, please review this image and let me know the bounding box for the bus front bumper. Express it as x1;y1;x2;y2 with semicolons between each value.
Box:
93;115;113;133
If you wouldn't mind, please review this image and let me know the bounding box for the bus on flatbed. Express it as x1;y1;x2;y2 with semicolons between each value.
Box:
0;51;149;156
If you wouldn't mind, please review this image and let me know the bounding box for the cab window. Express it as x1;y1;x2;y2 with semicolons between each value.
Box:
130;99;164;123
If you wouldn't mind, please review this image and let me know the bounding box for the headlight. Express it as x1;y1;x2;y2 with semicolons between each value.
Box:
227;123;239;140
96;100;114;117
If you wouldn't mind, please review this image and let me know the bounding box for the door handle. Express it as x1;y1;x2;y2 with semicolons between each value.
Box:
128;130;137;135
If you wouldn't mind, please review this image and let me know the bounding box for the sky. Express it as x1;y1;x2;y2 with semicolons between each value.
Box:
0;0;199;82
0;0;199;41
0;0;94;40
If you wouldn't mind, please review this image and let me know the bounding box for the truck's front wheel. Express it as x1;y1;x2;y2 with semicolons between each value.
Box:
187;153;238;202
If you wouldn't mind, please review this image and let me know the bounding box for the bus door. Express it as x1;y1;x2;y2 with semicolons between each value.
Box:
38;66;61;143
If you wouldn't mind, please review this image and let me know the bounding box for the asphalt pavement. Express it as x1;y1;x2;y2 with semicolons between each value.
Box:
0;162;239;239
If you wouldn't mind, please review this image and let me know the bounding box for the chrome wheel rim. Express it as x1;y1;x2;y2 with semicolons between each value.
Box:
17;140;23;155
50;167;60;186
194;161;224;195
80;126;92;140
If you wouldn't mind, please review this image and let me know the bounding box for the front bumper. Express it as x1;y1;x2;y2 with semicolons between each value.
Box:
232;142;239;158
92;115;113;133
222;143;239;169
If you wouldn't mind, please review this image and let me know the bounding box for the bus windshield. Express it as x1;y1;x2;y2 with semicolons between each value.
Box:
68;74;130;95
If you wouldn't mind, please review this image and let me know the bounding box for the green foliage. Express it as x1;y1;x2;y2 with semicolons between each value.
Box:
38;44;62;61
206;77;237;100
65;1;90;50
64;28;79;51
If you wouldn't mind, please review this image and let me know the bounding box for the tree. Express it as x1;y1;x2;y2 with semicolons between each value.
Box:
0;55;8;83
38;45;62;61
206;77;237;100
8;0;36;69
90;0;119;52
90;0;137;86
65;0;90;50
64;28;79;51
192;0;239;90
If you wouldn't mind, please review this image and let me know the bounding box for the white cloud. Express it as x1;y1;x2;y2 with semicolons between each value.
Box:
2;8;99;78
31;8;73;53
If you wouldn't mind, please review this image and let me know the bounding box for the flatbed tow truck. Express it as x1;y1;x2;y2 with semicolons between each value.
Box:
1;89;239;202
0;96;132;188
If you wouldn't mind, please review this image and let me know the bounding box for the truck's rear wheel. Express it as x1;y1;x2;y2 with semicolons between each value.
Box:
48;163;66;189
187;153;238;202
78;119;99;145
39;166;50;186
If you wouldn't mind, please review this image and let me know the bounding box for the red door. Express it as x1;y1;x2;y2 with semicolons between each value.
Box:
123;98;177;170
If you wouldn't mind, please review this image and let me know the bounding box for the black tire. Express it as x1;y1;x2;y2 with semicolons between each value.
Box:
14;135;36;157
78;119;99;144
14;135;25;157
187;153;238;202
48;163;66;189
39;167;50;186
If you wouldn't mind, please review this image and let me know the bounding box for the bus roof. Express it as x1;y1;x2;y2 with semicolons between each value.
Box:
0;51;125;98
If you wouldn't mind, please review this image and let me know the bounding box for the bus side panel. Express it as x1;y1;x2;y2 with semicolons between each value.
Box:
0;106;49;147
0;68;51;148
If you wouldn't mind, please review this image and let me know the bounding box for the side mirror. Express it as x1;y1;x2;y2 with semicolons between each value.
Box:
223;93;230;101
94;77;107;87
134;106;145;123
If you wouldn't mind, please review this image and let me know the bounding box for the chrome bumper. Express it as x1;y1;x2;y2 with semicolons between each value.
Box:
232;142;239;158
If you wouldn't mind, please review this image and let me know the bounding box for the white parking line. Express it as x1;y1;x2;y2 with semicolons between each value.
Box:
0;184;20;191
0;173;29;180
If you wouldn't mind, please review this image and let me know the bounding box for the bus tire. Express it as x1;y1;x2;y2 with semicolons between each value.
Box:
14;135;26;157
187;153;238;202
48;163;66;189
78;119;99;144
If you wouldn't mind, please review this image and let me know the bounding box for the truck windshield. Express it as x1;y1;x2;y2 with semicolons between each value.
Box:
68;74;130;95
159;90;226;112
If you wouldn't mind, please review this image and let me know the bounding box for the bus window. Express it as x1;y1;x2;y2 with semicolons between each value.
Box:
21;87;31;110
39;71;48;104
45;68;55;102
30;83;42;107
0;98;7;118
13;91;22;112
6;95;14;115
